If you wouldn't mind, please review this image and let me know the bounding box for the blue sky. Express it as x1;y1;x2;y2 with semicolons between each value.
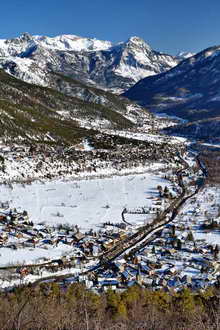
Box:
0;0;220;54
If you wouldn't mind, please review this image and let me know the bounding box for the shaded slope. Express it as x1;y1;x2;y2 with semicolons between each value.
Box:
123;46;220;122
0;70;134;144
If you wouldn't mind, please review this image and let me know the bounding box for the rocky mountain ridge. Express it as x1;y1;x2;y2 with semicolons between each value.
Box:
0;33;179;94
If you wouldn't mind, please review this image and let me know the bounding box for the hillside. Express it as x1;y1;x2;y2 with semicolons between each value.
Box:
0;69;140;145
123;45;220;123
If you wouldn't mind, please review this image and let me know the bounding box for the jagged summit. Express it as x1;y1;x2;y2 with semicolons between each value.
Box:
125;36;152;49
16;32;33;41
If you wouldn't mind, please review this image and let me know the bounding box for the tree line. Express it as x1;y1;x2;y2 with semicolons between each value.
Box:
0;282;220;329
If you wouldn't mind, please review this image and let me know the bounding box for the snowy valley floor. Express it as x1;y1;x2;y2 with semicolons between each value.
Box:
0;166;172;269
0;169;169;231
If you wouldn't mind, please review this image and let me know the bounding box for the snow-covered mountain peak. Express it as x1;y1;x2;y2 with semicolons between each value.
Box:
16;32;33;42
176;45;220;68
0;35;36;57
32;34;113;52
124;36;152;51
0;33;114;57
127;36;148;44
203;46;220;59
176;51;195;59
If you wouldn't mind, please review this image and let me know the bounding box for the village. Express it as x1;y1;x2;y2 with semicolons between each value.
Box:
0;141;219;295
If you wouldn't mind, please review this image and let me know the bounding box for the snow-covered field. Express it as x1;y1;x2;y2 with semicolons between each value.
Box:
0;172;169;231
0;245;74;267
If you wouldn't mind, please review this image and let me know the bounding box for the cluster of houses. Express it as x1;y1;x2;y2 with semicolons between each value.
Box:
87;222;220;292
0;205;151;285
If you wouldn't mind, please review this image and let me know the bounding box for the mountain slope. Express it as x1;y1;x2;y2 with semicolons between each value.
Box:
165;117;220;140
0;69;140;145
0;33;179;94
123;45;220;123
